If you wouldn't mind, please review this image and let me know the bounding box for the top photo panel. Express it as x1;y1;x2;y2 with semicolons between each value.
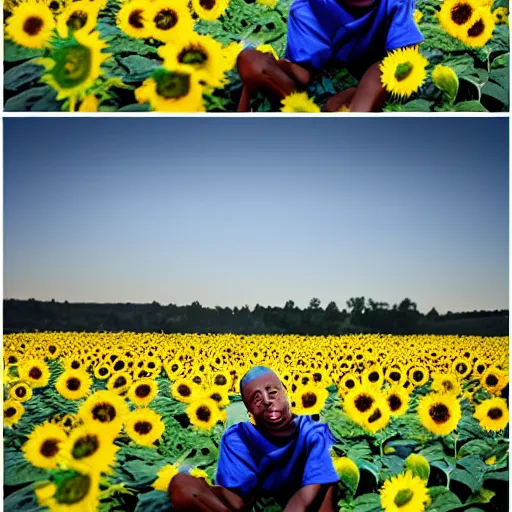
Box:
3;0;509;113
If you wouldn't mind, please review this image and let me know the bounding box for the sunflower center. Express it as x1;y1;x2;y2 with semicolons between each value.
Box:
40;439;60;457
171;364;179;372
488;407;503;420
67;377;81;391
346;379;355;389
199;0;215;10
443;380;454;391
72;435;100;459
99;367;108;376
355;394;374;412
71;361;80;369
215;375;227;385
179;48;208;66
51;44;92;90
413;371;424;382
67;11;88;31
134;420;153;434
154;9;178;30
368;408;382;423
8;355;17;364
192;376;202;384
154;70;190;100
394;489;414;507
49;1;60;10
5;407;17;418
23;16;44;36
467;19;485;36
302;392;318;408
451;3;473;25
394;62;414;82
429;403;450;423
196;405;211;422
49;345;57;354
389;371;401;382
54;473;92;505
388;394;402;411
91;403;116;423
114;376;127;388
15;386;27;398
211;393;222;402
114;361;125;371
128;9;145;28
136;384;151;398
177;384;192;397
369;371;380;382
456;363;467;374
486;375;498;386
29;367;43;379
313;372;322;382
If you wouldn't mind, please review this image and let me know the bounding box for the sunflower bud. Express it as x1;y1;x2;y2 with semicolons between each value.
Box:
432;65;459;104
332;457;360;494
404;454;430;481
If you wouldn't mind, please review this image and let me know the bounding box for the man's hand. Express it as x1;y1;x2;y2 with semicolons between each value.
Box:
283;484;334;512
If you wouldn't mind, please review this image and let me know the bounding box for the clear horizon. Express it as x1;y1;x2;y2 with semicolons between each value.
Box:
4;118;509;315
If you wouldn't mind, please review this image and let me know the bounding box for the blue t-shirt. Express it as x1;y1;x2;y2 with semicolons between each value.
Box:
285;0;424;76
215;415;339;507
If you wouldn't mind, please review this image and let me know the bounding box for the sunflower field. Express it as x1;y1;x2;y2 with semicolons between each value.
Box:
3;0;509;111
3;333;509;512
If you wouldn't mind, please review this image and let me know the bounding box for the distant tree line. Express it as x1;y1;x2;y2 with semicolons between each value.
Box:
3;298;509;336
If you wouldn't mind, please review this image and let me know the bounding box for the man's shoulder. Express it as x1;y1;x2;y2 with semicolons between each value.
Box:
220;421;252;442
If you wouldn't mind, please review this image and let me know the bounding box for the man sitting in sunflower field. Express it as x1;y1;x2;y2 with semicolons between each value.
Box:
168;366;340;511
236;0;424;112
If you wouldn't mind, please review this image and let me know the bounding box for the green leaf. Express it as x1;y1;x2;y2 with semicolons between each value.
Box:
4;40;44;63
453;101;488;112
117;103;150;112
426;486;462;512
483;469;509;481
119;55;160;83
4;484;46;512
4;86;59;112
4;449;47;487
381;455;405;475
351;493;382;512
107;35;159;57
356;460;380;485
383;99;433;112
450;468;481;493
134;490;172;512
4;60;44;91
481;81;508;105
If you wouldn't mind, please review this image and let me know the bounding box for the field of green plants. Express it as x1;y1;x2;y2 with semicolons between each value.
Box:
3;0;509;111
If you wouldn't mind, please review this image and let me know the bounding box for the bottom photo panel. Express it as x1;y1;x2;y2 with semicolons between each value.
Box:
3;117;509;512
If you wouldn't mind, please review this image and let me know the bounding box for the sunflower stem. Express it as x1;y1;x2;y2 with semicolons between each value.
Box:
453;432;458;459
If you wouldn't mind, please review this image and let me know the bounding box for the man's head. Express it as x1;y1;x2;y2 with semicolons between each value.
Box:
240;366;294;436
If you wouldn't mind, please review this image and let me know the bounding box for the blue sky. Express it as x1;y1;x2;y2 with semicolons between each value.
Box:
4;117;509;314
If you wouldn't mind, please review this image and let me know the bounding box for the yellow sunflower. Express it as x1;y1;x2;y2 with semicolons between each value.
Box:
191;0;229;21
56;1;100;38
451;358;472;379
292;384;329;416
107;371;133;395
438;0;480;38
414;9;423;23
380;46;428;98
158;33;227;88
9;381;33;402
281;92;321;113
380;471;430;512
362;364;385;388
78;94;99;111
116;0;151;39
38;30;110;111
338;372;360;395
56;369;92;400
431;373;461;396
481;366;508;395
256;43;279;60
78;390;129;438
364;393;391;433
147;0;195;43
44;0;67;17
62;424;119;473
202;385;230;408
35;469;100;512
459;9;495;47
343;385;382;427
93;362;111;380
5;0;55;49
187;398;222;430
19;359;50;388
128;378;159;406
4;399;25;427
136;69;205;112
125;408;165;446
22;422;68;469
386;386;410;417
409;366;430;388
417;393;461;436
152;464;179;491
473;397;509;431
493;6;508;24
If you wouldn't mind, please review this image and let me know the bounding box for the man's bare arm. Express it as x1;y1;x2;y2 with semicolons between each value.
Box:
283;484;331;512
348;60;389;112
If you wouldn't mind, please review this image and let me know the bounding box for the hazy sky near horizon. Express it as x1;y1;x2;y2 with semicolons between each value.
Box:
4;117;509;314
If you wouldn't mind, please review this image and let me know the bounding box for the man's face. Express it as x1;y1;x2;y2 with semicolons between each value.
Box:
242;373;294;435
